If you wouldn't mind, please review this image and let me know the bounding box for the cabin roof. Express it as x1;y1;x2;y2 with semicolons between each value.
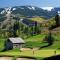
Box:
8;38;25;44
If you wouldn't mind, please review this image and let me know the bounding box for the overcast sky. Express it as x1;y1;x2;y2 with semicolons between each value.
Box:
0;0;60;8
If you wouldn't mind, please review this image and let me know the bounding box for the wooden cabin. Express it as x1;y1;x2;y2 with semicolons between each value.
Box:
5;38;25;50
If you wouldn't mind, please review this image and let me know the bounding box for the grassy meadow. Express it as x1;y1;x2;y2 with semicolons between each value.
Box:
0;16;60;59
0;34;60;59
28;17;44;23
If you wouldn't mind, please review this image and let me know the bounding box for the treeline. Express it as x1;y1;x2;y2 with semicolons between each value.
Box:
0;14;60;38
11;20;42;38
0;19;42;38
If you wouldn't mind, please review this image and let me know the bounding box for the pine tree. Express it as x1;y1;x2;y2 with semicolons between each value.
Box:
55;15;59;27
13;21;20;37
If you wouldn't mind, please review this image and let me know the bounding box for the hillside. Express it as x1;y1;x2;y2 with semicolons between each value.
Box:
0;6;60;21
0;6;60;29
1;34;60;51
24;34;60;49
28;17;44;23
0;6;60;50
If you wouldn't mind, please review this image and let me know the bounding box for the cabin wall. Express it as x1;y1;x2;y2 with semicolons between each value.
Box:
5;39;25;50
5;40;13;50
13;44;23;49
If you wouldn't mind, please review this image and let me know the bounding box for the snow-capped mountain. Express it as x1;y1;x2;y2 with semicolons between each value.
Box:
41;7;54;11
0;7;16;14
0;6;60;30
27;6;35;10
0;5;60;21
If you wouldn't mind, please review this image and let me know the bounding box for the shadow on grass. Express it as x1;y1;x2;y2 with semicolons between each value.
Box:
39;32;54;49
44;55;60;60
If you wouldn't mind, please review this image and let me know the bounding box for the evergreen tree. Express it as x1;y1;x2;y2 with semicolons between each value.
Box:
34;21;37;34
46;31;54;45
55;15;59;27
13;21;20;37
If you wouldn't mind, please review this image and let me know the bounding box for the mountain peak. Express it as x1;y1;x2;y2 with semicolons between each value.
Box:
0;6;60;19
27;6;35;10
41;7;54;11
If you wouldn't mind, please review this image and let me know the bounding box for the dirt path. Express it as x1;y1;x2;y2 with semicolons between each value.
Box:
0;57;12;60
17;58;34;60
0;57;35;60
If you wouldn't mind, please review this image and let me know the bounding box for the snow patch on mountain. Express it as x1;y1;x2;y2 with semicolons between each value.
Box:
28;6;35;10
0;10;5;14
5;7;11;12
13;8;16;11
41;7;54;11
0;7;12;14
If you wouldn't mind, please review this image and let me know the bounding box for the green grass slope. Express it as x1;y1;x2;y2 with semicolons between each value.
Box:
0;34;60;51
44;35;60;49
28;17;44;23
0;38;5;51
24;34;60;49
24;34;48;48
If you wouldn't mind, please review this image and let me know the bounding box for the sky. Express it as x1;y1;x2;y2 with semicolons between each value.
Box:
0;0;60;10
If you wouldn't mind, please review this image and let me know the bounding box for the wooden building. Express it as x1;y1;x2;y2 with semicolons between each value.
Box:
5;38;25;50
